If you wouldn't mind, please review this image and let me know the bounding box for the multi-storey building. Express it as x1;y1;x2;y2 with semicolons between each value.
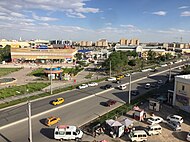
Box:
130;39;139;46
95;39;108;47
172;75;190;113
119;38;129;45
79;41;92;47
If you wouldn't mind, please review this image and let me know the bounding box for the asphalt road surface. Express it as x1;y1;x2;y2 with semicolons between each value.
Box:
0;62;184;142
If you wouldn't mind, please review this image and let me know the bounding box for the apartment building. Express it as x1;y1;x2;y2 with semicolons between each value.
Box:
95;39;108;47
173;75;190;113
119;38;139;46
130;39;139;46
79;41;92;47
120;38;129;45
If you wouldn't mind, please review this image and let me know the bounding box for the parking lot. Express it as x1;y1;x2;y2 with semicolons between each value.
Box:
119;102;190;142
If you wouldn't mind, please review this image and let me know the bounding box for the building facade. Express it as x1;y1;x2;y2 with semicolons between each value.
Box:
173;75;190;113
11;48;77;63
95;39;108;47
79;41;92;47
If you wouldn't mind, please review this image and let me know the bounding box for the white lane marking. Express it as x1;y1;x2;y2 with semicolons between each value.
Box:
0;65;183;130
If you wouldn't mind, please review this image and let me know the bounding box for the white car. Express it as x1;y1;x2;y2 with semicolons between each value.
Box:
118;84;127;90
187;132;190;141
167;115;183;124
107;77;116;81
125;73;130;77
145;83;151;89
88;82;98;87
147;116;163;125
78;84;88;89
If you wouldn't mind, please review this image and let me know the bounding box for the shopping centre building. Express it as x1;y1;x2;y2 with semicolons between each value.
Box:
11;48;77;63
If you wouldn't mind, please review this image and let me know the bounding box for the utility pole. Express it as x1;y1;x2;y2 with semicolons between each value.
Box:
128;74;131;104
28;101;32;142
50;64;53;94
109;60;111;77
169;64;171;82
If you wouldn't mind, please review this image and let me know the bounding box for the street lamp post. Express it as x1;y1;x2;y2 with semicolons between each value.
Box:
50;64;53;94
28;100;32;142
128;74;131;104
109;61;111;77
169;64;171;82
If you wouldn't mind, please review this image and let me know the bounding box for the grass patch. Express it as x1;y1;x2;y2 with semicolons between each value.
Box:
0;82;49;99
0;68;21;77
85;73;94;79
27;68;45;77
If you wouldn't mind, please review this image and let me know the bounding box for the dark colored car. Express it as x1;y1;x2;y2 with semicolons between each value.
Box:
152;69;158;72
102;84;112;89
105;99;116;107
113;80;121;84
131;90;140;96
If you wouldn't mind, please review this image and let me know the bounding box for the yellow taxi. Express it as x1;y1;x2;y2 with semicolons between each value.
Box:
45;116;60;126
52;98;64;105
116;75;124;80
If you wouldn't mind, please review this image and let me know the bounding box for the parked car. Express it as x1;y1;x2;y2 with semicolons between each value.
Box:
88;82;98;87
78;84;88;89
145;83;151;89
152;68;158;72
102;84;112;89
105;99;116;107
167;115;183;123
147;116;163;125
145;124;162;136
118;84;127;90
151;83;157;88
187;132;190;141
129;130;148;142
107;77;116;81
131;90;140;96
167;120;181;131
45;116;60;126
124;73;130;77
52;98;64;105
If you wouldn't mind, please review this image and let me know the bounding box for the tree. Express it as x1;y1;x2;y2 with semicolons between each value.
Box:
128;59;136;66
181;65;190;75
147;50;156;61
75;53;83;60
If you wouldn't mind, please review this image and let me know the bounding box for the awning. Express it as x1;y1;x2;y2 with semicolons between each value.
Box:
120;118;133;127
106;119;123;127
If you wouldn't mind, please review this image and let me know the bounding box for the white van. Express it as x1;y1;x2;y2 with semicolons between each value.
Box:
118;84;127;90
54;125;83;141
129;130;148;142
145;124;162;135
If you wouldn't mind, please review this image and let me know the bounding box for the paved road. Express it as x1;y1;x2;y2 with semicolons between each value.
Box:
0;62;182;127
0;63;183;142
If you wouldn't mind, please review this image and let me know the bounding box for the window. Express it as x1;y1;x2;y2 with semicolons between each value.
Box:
59;131;65;135
133;135;137;137
73;132;77;135
139;134;143;137
66;132;71;135
182;85;185;91
143;134;147;137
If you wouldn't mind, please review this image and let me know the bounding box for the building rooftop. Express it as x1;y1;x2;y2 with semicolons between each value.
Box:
176;74;190;80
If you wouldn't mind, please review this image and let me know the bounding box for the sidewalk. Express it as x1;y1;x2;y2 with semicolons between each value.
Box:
0;64;107;105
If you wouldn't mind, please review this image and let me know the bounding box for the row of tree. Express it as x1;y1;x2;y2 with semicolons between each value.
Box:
102;50;174;74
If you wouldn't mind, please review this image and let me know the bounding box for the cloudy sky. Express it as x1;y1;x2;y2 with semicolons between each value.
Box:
0;0;190;42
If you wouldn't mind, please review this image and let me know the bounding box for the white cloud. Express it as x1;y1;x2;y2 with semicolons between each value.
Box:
152;11;167;16
32;13;58;21
181;11;190;16
0;0;100;19
105;23;112;26
178;6;189;9
11;12;25;18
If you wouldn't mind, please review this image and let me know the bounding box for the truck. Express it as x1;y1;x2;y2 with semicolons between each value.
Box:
54;125;83;141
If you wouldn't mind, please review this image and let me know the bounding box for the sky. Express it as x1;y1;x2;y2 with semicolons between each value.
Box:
0;0;190;43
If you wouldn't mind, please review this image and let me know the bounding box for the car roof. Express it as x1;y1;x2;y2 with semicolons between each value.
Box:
151;116;162;119
148;123;161;127
132;130;147;135
172;115;182;119
57;98;63;100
